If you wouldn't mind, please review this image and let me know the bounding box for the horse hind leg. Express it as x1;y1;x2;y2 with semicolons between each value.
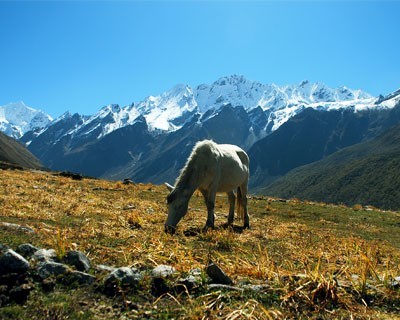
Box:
238;185;250;229
227;191;235;226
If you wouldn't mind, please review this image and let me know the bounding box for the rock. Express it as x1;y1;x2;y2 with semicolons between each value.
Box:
242;284;270;292
95;264;116;273
0;249;30;274
32;249;58;262
0;222;35;234
67;271;96;285
177;275;199;293
176;268;204;293
0;272;28;287
207;283;244;292
0;287;9;307
151;265;177;296
151;265;176;278
40;277;56;292
16;243;39;259
206;262;233;285
391;276;400;289
63;250;91;272
123;178;134;185
37;261;70;279
0;244;10;253
103;267;142;295
58;171;83;180
9;283;34;304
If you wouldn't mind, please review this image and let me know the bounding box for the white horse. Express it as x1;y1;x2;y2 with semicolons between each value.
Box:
165;140;250;234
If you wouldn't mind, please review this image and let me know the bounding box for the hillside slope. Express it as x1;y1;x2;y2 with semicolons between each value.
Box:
262;123;400;210
248;101;400;190
0;131;44;169
1;169;399;319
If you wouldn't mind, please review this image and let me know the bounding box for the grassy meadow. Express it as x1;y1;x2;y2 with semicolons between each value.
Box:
1;168;400;319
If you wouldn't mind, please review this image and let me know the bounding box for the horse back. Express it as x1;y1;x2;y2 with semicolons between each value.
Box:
217;144;249;190
219;144;249;168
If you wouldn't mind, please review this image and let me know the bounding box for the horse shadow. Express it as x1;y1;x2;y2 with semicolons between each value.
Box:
183;224;245;237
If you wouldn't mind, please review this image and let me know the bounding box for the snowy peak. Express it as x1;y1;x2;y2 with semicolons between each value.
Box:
135;84;197;131
194;75;266;113
36;75;381;138
193;75;374;117
2;75;395;145
0;101;53;139
375;88;400;108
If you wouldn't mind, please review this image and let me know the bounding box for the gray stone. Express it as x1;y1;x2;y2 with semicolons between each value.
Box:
206;262;233;285
391;276;400;288
242;284;269;292
189;267;202;277
9;283;34;304
151;265;176;278
95;264;116;273
150;265;177;296
0;222;35;234
177;268;204;292
37;261;70;279
207;283;244;292
123;178;134;185
16;244;39;259
68;271;96;285
104;267;142;288
0;249;30;274
63;250;91;272
33;249;57;262
177;275;199;292
0;244;10;254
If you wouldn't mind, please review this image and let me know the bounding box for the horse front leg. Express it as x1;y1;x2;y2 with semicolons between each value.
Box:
201;189;216;231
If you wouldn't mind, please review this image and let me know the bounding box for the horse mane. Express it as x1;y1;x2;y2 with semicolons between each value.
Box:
173;140;217;192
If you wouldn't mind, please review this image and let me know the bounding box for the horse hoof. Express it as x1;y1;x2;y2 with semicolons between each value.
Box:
243;224;250;230
164;225;176;234
202;225;214;233
222;223;233;230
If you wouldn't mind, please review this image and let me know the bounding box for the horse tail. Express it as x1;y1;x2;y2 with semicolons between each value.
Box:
237;187;244;221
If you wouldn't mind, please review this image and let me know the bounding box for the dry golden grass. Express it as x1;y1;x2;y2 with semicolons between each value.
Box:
1;168;400;319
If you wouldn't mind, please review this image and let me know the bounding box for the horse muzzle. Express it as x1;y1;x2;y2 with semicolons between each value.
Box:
164;224;177;235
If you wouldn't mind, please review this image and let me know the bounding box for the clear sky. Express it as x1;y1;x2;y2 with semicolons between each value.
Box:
1;1;399;118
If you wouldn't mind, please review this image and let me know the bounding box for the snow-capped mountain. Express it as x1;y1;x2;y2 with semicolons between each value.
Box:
2;76;396;144
0;101;53;139
192;75;376;131
9;75;399;188
131;75;377;133
50;75;379;143
135;84;197;131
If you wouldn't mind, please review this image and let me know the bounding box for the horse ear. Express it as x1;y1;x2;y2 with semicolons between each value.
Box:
164;182;174;192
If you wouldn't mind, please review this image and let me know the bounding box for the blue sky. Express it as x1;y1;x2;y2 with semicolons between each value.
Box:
1;1;399;117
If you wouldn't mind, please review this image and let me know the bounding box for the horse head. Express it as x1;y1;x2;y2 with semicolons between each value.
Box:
164;184;190;234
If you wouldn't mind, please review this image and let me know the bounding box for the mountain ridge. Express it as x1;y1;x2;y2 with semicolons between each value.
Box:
261;121;400;210
248;101;400;191
2;75;386;143
0;131;44;170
